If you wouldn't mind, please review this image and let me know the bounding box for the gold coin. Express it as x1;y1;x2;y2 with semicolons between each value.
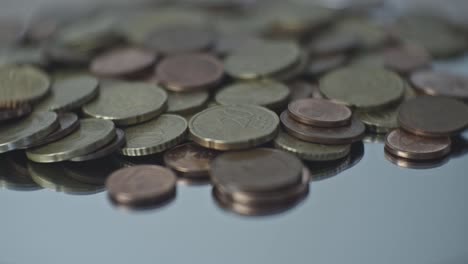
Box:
26;119;116;163
167;90;209;115
121;114;187;156
82;81;167;126
0;65;50;105
189;105;279;150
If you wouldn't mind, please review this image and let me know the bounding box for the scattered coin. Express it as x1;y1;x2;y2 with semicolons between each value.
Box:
383;43;431;74
164;143;219;179
25;112;80;148
167;90;209;115
272;51;309;81
410;71;468;100
355;107;398;134
70;129;126;162
288;98;352;127
0;103;32;123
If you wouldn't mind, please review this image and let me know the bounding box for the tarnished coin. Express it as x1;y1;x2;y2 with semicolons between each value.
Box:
156;53;224;92
320;66;405;109
410;71;468;100
280;111;365;144
35;74;99;112
121;114;187;156
0;65;50;105
70;129;126;162
0;112;59;153
274;129;350;161
398;96;468;137
164;143;219;179
189;105;279;150
287;80;315;101
383;43;431;74
215;80;290;110
272;51;309;82
167;90;209;115
288;98;352;127
385;129;451;160
0;103;31;122
90;47;157;78
106;165;177;206
82;81;167;126
26;119;116;163
26;112;80;148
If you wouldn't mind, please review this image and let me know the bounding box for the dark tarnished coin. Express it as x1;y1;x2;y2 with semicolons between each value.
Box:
288;98;352;127
384;150;449;170
383;43;431;74
156;53;224;92
287;80;315;101
398;96;468;137
410;71;468;100
0;103;32;122
280;111;365;144
25;112;79;148
0;65;50;105
106;165;177;206
90;47;157;78
167;90;209;115
385;129;451;160
70;129;125;162
164;143;219;179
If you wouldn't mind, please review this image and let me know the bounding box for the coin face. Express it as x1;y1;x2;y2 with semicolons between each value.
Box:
156;53;224;92
0;103;31;123
410;71;468;100
189;105;279;150
106;165;177;206
25;112;80;148
0;65;50;105
82;81;167;126
70;128;126;162
398;96;468;137
280;111;365;144
167;90;209;115
288;98;352;127
121;114;187;156
385;129;451;160
164;143;219;178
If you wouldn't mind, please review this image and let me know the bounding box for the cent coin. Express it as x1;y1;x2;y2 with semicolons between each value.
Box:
70;129;126;162
288;98;352;127
25;112;80;148
410;70;468;100
164;143;219;179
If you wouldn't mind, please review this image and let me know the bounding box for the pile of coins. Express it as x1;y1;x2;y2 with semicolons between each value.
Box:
1;0;468;216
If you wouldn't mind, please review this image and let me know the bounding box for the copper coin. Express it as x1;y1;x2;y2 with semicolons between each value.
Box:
164;143;219;179
398;96;468;137
383;43;431;74
90;47;157;78
69;129;126;162
155;53;224;92
0;103;31;123
106;165;177;206
24;112;79;148
384;150;449;170
288;98;352;127
410;71;468;100
280;111;365;144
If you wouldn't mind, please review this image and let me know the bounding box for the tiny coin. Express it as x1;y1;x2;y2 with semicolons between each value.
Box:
0;103;32;122
70;129;126;162
82;81;167;126
410;71;468;100
287;80;315;101
26;119;116;163
280;111;365;144
385;129;451;160
121;114;187;156
156;53;224;92
189;105;279;150
106;165;177;206
215;79;290;110
274;129;350;161
398;96;468;137
167;90;209;115
25;112;80;148
288;98;352;127
355;107;398;134
164;143;219;179
0;65;50;105
383;43;431;74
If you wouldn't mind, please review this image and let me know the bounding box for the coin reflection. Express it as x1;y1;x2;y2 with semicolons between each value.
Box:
108;192;176;213
63;157;122;185
384;150;449;170
0;153;42;191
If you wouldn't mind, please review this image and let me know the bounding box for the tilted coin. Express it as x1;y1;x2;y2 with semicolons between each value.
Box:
384;150;449;170
306;54;348;77
26;119;116;163
106;165;177;206
121;114;187;156
287;80;315;101
398;96;468;137
288;98;352;127
82;81;167;126
64;157;123;185
25;112;80;148
320;66;405;109
164;143;219;179
410;70;468;100
215;80;290;110
274;129;350;161
0;103;31;123
383;43;431;74
167;90;209;115
156;53;224;92
385;129;451;160
189;105;279;150
0;65;50;105
280;111;365;144
271;51;309;82
0;111;59;153
70;129;126;162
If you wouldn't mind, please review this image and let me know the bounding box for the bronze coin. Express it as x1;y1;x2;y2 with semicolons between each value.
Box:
155;53;224;92
106;165;177;206
280;111;365;144
164;143;219;179
410;71;468;100
288;98;352;127
398;96;468;137
385;129;451;160
0;103;31;123
24;112;79;148
383;43;431;74
90;47;157;78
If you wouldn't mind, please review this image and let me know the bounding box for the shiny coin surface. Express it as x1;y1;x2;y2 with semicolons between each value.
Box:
280;111;365;144
0;65;50;105
288;98;352;127
82;81;167;126
0;103;32;122
156;53;224;92
70;129;125;162
274;129;350;161
320;66;405;109
398;96;468;137
410;71;468;100
385;129;451;160
189;105;279;150
0;111;58;153
121;114;187;156
26;119;115;163
106;165;177;206
164;143;219;179
167;90;209;115
383;43;431;74
26;112;79;148
215;80;290;110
